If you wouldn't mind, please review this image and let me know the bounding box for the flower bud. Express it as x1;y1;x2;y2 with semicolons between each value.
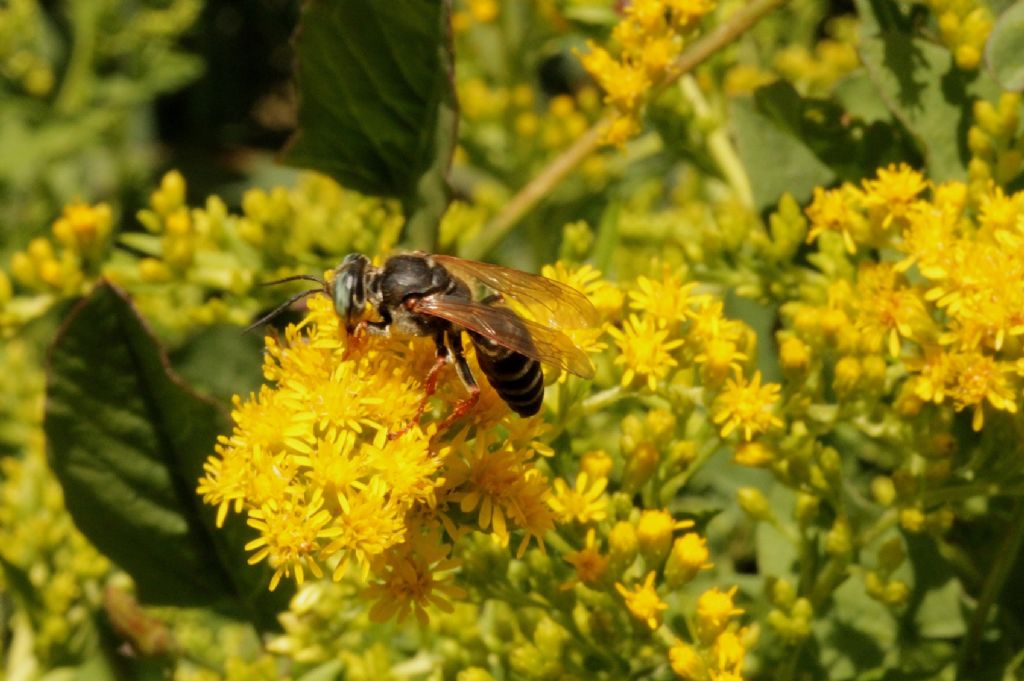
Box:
622;441;659;491
457;668;496;681
608;520;638;569
668;641;707;680
899;507;926;533
769;578;796;608
733;441;775;468
779;335;811;376
870;476;896;506
636;509;677;566
794;492;820;526
737;487;772;522
832;356;861;398
665;533;711;587
580;450;613;481
826;517;852;557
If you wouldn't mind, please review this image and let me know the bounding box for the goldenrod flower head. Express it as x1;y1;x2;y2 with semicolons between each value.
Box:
853;263;930;356
580;449;614;480
637;508;693;565
665;532;712;586
446;431;556;556
711;370;783;441
51;201;113;259
805;184;866;253
608;520;639;565
945;351;1017;430
563;528;609;588
548;472;608;523
732;440;775;468
622;441;660;491
577;0;715;145
629;265;696;327
861;163;928;228
615;571;668;629
668;640;707;679
365;527;466;626
696;586;744;643
609;313;685;390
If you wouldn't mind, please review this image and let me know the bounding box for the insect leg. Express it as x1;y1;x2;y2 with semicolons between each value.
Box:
388;332;449;440
436;329;480;434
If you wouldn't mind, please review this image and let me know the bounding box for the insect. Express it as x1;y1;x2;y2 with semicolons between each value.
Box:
252;253;598;436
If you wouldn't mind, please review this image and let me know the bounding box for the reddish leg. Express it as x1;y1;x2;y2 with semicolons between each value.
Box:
435;383;481;435
388;352;449;440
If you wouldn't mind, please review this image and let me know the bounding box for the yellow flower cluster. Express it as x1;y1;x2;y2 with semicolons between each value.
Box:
927;0;993;70
800;161;1024;431
968;93;1024;194
579;0;716;145
8;201;113;298
197;292;559;622
669;587;747;681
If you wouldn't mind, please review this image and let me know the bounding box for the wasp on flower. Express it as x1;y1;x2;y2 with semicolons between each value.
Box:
253;252;599;436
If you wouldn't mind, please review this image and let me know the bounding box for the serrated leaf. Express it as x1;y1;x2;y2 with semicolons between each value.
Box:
45;282;290;631
283;0;457;250
986;2;1024;92
731;85;835;211
859;33;999;180
904;534;966;639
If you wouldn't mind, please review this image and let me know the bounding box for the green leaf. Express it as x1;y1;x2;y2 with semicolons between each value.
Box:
731;86;836;211
45;282;290;631
986;2;1024;92
903;534;966;639
170;324;265;403
282;0;457;250
859;33;999;180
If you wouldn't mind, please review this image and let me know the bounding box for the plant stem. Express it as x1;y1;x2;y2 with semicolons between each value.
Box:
957;498;1024;679
460;0;790;260
678;76;754;207
582;385;624;414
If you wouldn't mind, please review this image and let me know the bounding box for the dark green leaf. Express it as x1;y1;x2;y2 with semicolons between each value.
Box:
282;0;457;250
170;324;265;403
45;282;290;631
986;2;1024;92
731;88;836;211
903;534;966;639
859;33;1000;180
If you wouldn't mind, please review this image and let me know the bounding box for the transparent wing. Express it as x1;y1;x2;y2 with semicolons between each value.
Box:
413;295;595;378
431;254;599;329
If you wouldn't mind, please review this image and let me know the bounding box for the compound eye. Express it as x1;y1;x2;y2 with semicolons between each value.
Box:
333;254;368;329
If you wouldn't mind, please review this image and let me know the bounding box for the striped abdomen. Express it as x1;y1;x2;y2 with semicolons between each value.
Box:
470;333;544;416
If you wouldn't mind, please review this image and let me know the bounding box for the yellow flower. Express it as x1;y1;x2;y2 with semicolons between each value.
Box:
637;509;693;564
244;489;332;591
945;351;1017;430
365;529;466;626
805;184;867;253
665;532;712;586
446;432;555;556
608;314;685;390
711;370;784;441
615;571;668;629
853;263;931;356
629;265;697;327
668;641;707;679
563;528;609;588
861;162;928;228
50;201;113;260
548;472;608;523
696;586;744;643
